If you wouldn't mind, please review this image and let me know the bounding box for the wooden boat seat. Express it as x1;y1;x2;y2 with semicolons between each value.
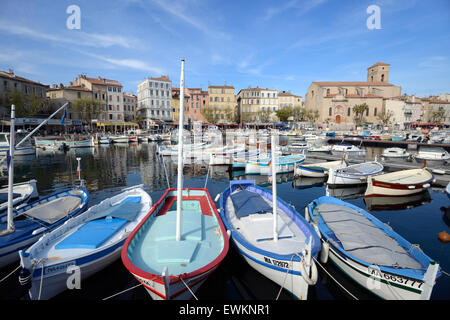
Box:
156;240;199;264
153;210;202;242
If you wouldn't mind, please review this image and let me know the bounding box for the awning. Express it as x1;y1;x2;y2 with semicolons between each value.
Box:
96;121;139;127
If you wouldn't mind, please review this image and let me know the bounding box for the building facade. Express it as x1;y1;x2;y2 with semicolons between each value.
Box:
207;85;236;123
46;84;93;122
304;62;402;127
137;76;172;129
123;93;137;122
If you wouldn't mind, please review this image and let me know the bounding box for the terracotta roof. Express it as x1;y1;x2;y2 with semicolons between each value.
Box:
82;76;122;87
368;62;390;69
149;76;170;81
312;81;395;87
208;85;234;89
428;99;450;104
48;85;92;92
0;70;48;87
278;91;302;98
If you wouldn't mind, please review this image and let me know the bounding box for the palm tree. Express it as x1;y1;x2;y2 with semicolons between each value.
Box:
352;103;369;126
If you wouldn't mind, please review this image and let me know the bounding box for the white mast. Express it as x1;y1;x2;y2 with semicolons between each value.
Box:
176;58;185;242
271;133;278;242
0;105;15;236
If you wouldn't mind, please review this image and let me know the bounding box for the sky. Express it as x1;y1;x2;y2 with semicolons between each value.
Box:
0;0;449;98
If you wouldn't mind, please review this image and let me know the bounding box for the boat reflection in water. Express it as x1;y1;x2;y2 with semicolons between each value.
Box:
441;205;450;227
325;185;366;200
364;190;431;211
292;177;326;190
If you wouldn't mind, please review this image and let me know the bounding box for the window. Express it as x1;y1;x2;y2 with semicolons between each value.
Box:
329;107;332;116
108;86;112;91
374;108;377;116
347;108;351;116
117;105;120;111
116;96;119;102
366;108;369;116
381;74;385;82
109;114;113;120
109;95;112;101
77;92;81;98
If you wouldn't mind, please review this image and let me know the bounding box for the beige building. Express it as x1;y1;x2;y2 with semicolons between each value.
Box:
0;69;49;118
47;84;93;122
304;62;402;127
208;85;236;123
123;93;137;122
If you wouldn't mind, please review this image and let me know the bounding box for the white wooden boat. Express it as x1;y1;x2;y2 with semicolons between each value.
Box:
295;160;347;178
111;135;130;143
307;196;441;300
307;145;331;153
0;132;35;156
0;179;38;214
99;137;112;144
219;179;321;300
331;143;366;157
121;58;229;300
413;146;450;166
365;168;434;197
245;154;305;175
326;161;384;188
382;147;410;160
19;186;152;300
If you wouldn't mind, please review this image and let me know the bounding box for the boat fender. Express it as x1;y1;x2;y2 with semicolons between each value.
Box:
214;194;220;202
18;267;32;292
320;241;330;264
226;229;231;241
438;231;450;243
304;207;310;222
299;258;318;286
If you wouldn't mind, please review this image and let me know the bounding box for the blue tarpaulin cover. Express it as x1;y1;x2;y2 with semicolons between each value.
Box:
230;189;272;219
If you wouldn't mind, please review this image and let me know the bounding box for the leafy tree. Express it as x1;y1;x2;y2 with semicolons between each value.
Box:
72;98;102;130
201;106;218;123
258;109;272;123
3;91;48;117
430;109;446;123
305;109;320;124
352;103;369;126
276;106;293;122
377;109;394;126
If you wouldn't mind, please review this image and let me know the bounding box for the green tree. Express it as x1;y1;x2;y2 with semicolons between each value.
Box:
352;103;369;126
258;109;272;123
73;98;102;130
430;109;446;123
305;109;320;124
377;109;394;126
201;106;218;123
276;106;293;122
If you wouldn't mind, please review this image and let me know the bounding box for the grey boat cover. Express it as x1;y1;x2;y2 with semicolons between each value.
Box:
231;190;272;219
316;203;422;269
25;196;82;224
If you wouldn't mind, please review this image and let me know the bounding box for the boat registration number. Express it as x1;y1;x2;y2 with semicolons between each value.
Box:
368;267;424;289
264;257;289;269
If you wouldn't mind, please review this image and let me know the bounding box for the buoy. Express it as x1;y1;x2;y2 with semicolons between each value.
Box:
438;231;450;243
320;241;330;264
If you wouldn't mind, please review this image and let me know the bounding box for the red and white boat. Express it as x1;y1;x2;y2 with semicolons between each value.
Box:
365;168;434;198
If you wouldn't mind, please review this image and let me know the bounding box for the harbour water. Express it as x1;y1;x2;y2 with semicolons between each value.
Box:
1;142;449;301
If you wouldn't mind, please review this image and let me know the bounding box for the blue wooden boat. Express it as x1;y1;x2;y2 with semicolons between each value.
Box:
306;196;441;300
219;179;321;300
0;187;89;268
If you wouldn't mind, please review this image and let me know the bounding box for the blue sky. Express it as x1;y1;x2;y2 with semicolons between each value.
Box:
0;0;449;97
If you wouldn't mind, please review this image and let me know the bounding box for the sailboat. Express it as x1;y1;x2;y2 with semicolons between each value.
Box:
121;58;229;300
218;134;321;300
0;105;90;268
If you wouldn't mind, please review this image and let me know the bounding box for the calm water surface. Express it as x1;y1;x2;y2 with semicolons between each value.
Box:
1;142;449;301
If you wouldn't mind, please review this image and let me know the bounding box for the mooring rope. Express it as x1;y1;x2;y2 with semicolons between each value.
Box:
102;282;143;300
312;257;359;300
0;264;20;283
179;276;198;300
275;254;297;300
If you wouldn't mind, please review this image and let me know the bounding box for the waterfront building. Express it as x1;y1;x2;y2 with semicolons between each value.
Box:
137;76;172;129
0;69;49;118
123;93;137;122
46;83;93;124
208;85;236;123
185;88;208;123
304;62;402;127
171;87;190;124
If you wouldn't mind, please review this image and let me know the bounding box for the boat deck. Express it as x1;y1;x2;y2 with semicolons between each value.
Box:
128;193;224;276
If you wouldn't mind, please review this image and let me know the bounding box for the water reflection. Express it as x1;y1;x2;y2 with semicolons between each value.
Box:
364;190;432;211
292;177;326;190
325;185;366;200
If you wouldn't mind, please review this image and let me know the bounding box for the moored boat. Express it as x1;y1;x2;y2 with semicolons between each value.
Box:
0;180;38;214
413;146;450;166
365;168;434;198
218;178;321;300
19;185;152;300
295;159;347;178
245;154;305;175
306;196;441;300
326;160;384;188
381;147;410;160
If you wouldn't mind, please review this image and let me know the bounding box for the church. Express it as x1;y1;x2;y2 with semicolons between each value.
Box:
304;63;402;127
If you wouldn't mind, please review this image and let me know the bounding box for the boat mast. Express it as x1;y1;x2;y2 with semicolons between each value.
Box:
176;58;185;242
0;105;15;236
271;133;278;242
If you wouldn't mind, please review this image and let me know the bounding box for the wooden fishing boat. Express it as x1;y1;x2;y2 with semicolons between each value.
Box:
99;136;112;144
295;160;347;178
365;168;434;198
218;179;321;300
306;196;441;300
0;186;89;268
245;154;305;175
19;186;151;300
381;147;410;160
121;58;229;300
0;180;38;214
326;161;383;188
0;132;35;156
